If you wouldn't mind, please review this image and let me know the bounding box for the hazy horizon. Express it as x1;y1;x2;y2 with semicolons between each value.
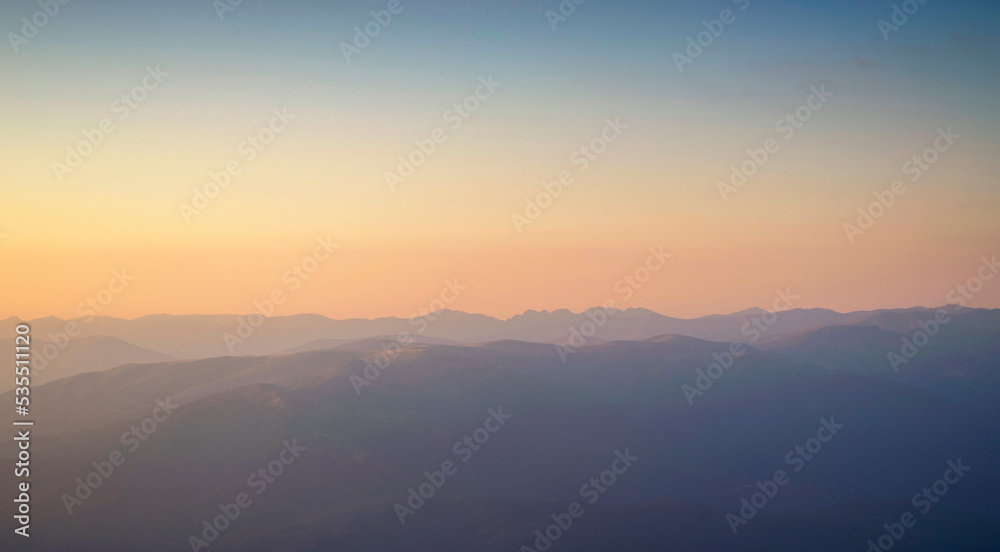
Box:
5;302;996;324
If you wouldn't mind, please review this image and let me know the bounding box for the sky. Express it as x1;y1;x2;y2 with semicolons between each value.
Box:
2;0;999;320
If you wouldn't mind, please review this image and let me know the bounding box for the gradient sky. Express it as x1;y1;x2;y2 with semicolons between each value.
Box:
2;0;999;320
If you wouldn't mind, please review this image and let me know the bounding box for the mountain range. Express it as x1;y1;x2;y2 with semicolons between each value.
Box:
3;304;990;359
1;306;998;551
